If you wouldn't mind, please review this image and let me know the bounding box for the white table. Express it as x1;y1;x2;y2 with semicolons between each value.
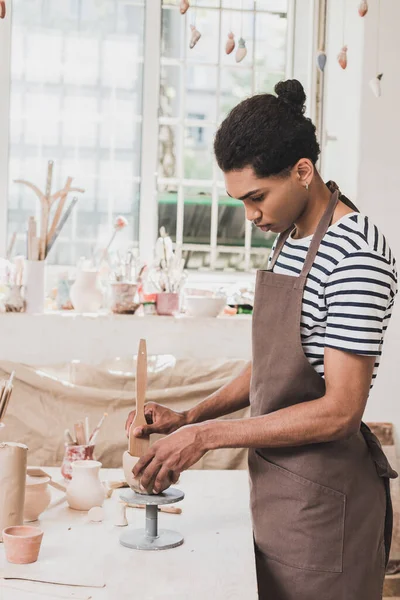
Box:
0;468;258;600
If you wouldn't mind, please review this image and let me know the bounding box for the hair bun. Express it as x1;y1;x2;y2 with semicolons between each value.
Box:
274;79;306;114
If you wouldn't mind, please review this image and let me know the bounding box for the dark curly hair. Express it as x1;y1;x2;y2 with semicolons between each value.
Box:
214;79;319;177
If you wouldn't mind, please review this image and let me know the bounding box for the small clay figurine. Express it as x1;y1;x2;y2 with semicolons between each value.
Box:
180;0;190;15
225;32;235;55
337;45;348;70
189;25;201;49
358;1;368;17
114;503;128;527
235;38;247;63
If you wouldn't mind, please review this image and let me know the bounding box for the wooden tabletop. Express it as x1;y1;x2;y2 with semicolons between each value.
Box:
0;468;258;600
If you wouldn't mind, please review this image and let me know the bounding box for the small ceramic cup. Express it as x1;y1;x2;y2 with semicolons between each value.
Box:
2;525;44;564
156;292;180;316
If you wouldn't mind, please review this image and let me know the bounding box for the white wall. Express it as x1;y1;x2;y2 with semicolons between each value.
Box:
322;0;400;439
356;0;400;435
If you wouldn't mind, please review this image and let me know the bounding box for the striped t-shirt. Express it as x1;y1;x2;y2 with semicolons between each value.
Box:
267;212;398;388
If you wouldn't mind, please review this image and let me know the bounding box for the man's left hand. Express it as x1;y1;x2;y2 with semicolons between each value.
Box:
132;424;208;494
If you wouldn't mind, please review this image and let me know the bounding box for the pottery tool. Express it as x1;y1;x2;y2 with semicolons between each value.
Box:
47;176;72;244
88;412;108;445
74;421;86;445
123;501;182;515
107;479;129;490
26;467;66;492
84;416;90;444
128;339;149;457
119;487;185;550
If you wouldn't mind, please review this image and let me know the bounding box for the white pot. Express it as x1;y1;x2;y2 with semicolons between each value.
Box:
66;460;105;511
24;475;52;522
185;296;226;318
24;261;45;314
70;270;103;313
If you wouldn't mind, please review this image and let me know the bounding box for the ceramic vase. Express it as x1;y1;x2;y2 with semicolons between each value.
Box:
66;460;105;511
70;270;103;313
3;526;43;564
24;475;52;522
24;261;45;314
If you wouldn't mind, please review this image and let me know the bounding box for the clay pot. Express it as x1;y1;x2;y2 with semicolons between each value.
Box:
66;460;105;511
70;270;103;313
24;475;52;522
156;292;180;316
3;525;44;564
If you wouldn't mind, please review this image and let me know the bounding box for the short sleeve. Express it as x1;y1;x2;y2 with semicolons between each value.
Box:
324;250;398;356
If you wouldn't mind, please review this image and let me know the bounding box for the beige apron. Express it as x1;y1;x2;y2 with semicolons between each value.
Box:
249;190;397;600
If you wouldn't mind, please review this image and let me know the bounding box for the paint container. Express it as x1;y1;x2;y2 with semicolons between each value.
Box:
61;443;95;481
110;282;139;314
156;292;180;316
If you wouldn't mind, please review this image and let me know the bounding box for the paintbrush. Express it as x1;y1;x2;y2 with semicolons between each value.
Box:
74;421;86;445
0;371;15;422
6;232;17;260
89;412;108;445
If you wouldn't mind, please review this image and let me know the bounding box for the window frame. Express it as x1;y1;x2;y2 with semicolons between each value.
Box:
0;0;319;273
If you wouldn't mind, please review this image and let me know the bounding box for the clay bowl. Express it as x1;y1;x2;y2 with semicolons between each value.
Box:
24;475;52;522
123;451;150;494
3;525;44;564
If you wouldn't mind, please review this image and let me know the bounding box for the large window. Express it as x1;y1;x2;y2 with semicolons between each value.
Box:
158;0;288;271
7;0;145;265
0;0;316;272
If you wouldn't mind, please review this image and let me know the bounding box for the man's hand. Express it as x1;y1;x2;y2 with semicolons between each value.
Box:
132;424;208;494
125;402;187;438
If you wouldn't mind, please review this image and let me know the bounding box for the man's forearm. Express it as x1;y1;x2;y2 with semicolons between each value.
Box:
185;362;251;425
200;393;359;450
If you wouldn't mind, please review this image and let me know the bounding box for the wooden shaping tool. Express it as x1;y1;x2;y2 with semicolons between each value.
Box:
128;339;150;457
27;467;66;492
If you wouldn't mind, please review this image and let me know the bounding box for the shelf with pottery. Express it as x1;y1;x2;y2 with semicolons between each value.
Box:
0;467;257;600
0;311;252;365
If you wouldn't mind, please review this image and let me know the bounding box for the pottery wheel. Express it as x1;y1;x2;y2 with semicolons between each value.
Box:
119;487;185;551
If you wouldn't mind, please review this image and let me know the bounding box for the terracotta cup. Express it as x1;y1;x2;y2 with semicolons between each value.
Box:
156;292;180;316
2;525;44;564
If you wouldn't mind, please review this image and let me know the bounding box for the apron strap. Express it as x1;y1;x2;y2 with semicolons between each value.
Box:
299;190;339;279
268;190;340;276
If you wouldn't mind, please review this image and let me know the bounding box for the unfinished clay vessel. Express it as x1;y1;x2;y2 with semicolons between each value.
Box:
24;475;51;522
3;526;43;564
123;451;166;495
66;460;105;511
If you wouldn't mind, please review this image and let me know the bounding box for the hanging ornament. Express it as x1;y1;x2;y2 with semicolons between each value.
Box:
0;1;5;19
189;24;201;49
358;1;368;17
235;38;247;63
225;32;235;55
337;45;348;70
316;50;327;72
180;0;190;15
369;73;383;97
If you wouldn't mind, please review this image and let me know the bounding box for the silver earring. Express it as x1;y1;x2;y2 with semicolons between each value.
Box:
305;182;309;191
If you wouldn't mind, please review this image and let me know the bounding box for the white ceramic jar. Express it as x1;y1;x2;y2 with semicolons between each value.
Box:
66;460;105;511
70;270;103;313
24;475;52;522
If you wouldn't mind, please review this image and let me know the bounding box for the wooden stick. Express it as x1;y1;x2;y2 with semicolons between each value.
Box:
27;217;37;260
46;177;73;245
128;340;150;457
74;421;86;445
6;232;17;260
122;502;182;515
84;417;90;445
46;196;78;255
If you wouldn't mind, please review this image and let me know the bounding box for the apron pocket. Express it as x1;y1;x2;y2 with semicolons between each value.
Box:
252;450;346;573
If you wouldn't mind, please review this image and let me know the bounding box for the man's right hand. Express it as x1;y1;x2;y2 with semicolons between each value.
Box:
125;402;188;438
